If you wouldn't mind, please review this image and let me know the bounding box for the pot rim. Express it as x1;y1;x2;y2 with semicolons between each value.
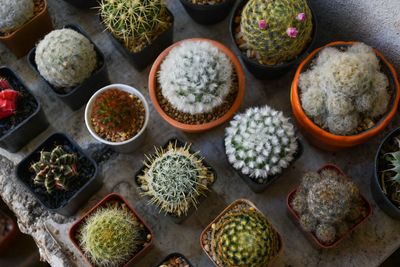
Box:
180;0;234;9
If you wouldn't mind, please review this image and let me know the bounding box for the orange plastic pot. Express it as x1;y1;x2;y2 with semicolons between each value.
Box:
291;41;400;151
149;38;245;133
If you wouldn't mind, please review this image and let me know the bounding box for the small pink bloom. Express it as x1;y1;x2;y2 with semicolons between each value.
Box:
287;27;298;38
258;19;267;29
297;13;306;21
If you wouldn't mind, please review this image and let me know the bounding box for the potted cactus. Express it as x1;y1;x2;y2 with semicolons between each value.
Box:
135;139;216;223
85;84;150;153
201;199;282;267
69;193;153;267
291;41;400;150
63;0;99;8
0;210;18;253
16;133;101;216
230;0;316;79
372;127;400;219
287;164;372;248
149;38;245;133
28;24;110;110
99;0;174;70
179;0;235;25
156;253;193;267
224;105;301;193
0;67;48;152
0;0;53;58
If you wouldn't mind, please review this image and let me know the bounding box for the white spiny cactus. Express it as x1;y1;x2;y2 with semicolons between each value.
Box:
0;0;34;32
225;106;298;183
35;29;98;90
158;40;233;115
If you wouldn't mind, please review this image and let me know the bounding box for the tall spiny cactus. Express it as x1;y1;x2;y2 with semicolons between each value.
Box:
0;0;34;33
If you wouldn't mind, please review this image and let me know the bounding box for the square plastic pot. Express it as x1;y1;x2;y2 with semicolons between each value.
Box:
0;210;18;254
103;8;174;71
62;0;99;8
0;0;53;58
179;0;235;25
286;164;373;249
28;24;110;110
69;193;154;267
134;138;217;224
0;67;49;153
15;133;101;216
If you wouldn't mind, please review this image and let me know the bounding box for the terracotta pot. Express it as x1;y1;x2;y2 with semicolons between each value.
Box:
200;199;283;267
0;0;53;58
149;38;245;133
291;41;400;151
69;193;154;267
0;210;18;254
286;164;373;249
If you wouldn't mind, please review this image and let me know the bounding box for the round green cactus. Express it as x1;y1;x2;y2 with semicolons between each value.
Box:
240;0;313;65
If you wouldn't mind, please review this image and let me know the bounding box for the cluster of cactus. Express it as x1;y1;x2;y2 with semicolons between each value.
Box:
240;0;313;65
0;0;34;33
138;141;214;217
159;41;233;115
382;137;400;205
99;0;171;53
210;205;280;266
35;28;98;90
299;43;390;135
0;78;20;120
225;105;298;183
79;205;147;267
291;168;367;244
30;146;78;194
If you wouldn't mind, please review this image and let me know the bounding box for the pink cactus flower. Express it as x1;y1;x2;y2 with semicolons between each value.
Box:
287;27;298;38
258;19;267;29
297;13;306;21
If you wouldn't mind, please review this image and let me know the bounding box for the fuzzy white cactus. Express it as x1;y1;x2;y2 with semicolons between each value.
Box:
0;0;34;32
225;106;298;183
158;41;233;115
299;43;390;135
35;29;98;90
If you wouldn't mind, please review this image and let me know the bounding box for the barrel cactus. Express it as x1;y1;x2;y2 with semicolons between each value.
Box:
240;0;313;65
35;28;98;90
137;141;214;217
210;205;281;266
99;0;171;53
159;40;233;115
382;137;400;205
30;146;78;194
0;0;34;33
225;105;298;183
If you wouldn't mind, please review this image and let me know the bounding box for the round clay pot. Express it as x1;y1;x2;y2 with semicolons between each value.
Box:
148;38;245;133
291;41;400;151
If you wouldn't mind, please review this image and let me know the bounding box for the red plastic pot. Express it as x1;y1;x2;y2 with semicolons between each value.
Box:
0;210;18;254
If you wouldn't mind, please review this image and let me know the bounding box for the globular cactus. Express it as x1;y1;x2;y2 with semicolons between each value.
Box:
35;29;98;90
382;137;400;205
210;206;280;267
315;223;336;244
138;141;214;217
79;206;146;267
299;43;390;135
159;41;233;115
30;146;78;194
99;0;171;53
0;0;34;33
225;105;298;183
240;0;313;65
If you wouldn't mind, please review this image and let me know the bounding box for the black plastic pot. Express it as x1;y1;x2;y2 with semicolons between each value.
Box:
134;138;217;224
0;67;48;153
155;253;194;267
179;0;235;25
225;140;303;193
229;0;318;79
103;9;174;71
28;24;110;110
16;133;101;216
62;0;99;8
372;127;400;219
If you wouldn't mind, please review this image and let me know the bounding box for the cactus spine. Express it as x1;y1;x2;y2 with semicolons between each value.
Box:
0;0;34;33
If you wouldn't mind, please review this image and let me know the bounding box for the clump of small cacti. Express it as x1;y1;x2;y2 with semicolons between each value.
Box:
138;141;214;217
291;167;368;245
381;137;400;207
78;205;148;267
35;28;98;90
299;43;390;135
210;205;281;266
0;0;34;33
30;146;78;194
99;0;172;53
225;105;298;183
239;0;313;65
0;78;20;120
159;41;233;115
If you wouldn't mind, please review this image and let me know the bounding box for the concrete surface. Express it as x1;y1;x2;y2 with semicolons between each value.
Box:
0;0;400;266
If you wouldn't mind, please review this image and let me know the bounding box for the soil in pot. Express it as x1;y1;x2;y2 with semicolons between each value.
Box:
157;253;192;267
